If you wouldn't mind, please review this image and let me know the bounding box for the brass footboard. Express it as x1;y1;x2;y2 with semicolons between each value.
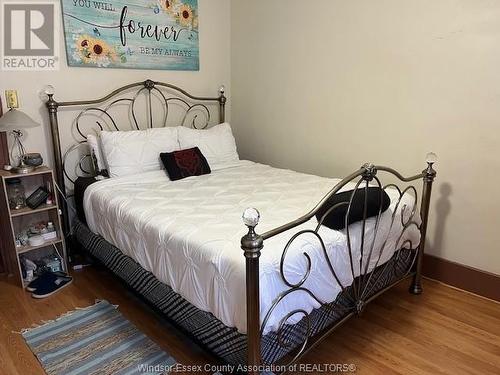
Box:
240;154;437;374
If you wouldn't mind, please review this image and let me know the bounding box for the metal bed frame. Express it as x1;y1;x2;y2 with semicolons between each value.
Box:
45;80;436;374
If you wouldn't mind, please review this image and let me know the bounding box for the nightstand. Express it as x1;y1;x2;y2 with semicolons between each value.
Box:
0;167;68;288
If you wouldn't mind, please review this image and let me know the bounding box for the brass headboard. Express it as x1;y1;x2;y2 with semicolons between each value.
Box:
44;79;227;235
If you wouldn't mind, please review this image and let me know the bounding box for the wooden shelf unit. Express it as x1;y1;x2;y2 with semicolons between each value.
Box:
0;167;68;288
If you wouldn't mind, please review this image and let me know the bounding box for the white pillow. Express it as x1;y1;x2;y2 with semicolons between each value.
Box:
100;127;180;178
177;123;239;168
87;134;107;172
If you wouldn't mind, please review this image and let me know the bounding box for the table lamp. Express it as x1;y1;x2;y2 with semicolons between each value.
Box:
0;90;40;174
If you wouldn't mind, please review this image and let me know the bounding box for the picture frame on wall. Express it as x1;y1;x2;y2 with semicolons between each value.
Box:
60;0;200;71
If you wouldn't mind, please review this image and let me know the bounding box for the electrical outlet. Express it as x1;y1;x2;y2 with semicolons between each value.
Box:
5;90;19;109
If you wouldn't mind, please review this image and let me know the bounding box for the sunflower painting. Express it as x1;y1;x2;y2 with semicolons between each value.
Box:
61;0;199;70
156;0;198;29
74;35;125;67
178;4;195;26
160;0;176;13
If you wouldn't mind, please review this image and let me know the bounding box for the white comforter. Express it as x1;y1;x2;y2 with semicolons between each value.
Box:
84;161;419;334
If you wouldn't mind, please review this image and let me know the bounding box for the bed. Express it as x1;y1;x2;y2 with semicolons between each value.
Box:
45;80;436;374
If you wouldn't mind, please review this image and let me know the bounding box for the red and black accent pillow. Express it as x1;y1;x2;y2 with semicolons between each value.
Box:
160;147;211;181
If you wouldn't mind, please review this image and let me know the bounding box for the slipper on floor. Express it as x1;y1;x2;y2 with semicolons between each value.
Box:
31;275;73;299
26;271;68;292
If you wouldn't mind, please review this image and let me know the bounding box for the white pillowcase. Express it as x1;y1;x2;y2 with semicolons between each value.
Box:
87;134;107;172
177;123;239;168
100;127;180;178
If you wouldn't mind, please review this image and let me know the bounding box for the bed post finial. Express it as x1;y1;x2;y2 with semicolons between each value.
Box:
144;79;155;90
241;207;263;374
410;152;437;295
218;85;226;123
361;163;377;181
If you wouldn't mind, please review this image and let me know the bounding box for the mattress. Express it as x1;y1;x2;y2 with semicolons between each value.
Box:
84;161;420;334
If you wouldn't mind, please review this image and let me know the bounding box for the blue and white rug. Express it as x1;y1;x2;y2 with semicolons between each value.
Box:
22;300;176;375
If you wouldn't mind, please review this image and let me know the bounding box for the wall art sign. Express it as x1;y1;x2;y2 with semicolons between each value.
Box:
61;0;199;70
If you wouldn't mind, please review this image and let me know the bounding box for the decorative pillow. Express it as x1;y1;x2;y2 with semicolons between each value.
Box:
177;123;239;169
160;147;211;181
100;127;180;178
86;134;107;174
315;187;391;230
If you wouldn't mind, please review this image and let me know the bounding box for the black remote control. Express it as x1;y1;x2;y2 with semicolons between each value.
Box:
26;187;49;209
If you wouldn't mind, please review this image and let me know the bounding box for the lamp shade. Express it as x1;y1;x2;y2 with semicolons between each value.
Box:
0;109;40;130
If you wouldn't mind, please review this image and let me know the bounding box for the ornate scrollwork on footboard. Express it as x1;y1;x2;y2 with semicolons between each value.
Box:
241;155;437;374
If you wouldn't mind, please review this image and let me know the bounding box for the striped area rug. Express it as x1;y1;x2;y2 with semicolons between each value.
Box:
22;300;176;375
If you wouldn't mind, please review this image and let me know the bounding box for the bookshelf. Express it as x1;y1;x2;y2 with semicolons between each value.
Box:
0;167;67;288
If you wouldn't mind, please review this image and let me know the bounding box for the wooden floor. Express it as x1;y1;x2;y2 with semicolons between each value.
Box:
0;267;498;375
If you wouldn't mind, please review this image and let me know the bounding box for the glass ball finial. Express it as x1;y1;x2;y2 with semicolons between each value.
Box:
242;207;260;227
426;152;437;164
219;85;225;94
44;85;55;96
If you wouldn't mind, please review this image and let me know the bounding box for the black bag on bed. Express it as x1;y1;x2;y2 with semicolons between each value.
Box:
315;187;391;230
74;176;99;224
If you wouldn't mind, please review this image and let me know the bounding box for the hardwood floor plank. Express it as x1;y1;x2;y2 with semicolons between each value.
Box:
361;309;497;374
0;270;498;375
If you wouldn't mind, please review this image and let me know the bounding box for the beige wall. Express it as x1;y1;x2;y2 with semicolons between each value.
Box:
0;0;231;167
231;0;500;274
